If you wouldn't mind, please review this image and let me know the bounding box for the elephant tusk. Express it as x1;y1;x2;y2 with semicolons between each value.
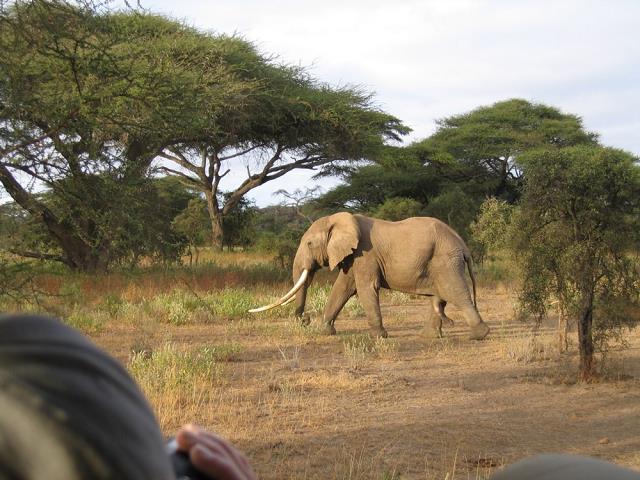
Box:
281;294;297;306
248;269;308;313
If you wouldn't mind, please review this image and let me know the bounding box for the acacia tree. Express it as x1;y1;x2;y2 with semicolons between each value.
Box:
512;145;640;380
413;99;598;201
156;58;409;249
0;1;253;270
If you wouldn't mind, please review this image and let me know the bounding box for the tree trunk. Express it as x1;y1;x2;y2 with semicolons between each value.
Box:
558;308;569;354
204;189;224;251
577;293;595;381
0;164;113;272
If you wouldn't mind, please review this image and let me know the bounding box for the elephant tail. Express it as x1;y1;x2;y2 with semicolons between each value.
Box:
464;253;477;308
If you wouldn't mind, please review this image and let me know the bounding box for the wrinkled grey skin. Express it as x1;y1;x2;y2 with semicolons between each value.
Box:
292;212;490;340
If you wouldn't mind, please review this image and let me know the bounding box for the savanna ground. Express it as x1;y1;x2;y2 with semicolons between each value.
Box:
13;251;640;479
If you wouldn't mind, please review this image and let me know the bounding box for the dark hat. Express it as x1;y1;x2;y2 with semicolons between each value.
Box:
0;314;174;480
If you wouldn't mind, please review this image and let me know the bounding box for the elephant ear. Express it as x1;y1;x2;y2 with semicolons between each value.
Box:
327;212;360;271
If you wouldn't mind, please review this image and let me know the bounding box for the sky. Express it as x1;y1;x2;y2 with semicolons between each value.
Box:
136;0;639;206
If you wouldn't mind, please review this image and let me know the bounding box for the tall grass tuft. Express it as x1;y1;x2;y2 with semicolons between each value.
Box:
342;333;399;368
128;343;237;427
502;332;555;364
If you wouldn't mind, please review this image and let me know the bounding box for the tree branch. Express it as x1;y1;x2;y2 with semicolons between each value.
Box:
219;143;268;161
221;145;286;214
156;166;203;188
8;248;72;267
0;128;58;159
158;150;200;176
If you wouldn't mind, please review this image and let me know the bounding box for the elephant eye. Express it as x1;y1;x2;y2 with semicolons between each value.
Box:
307;240;313;247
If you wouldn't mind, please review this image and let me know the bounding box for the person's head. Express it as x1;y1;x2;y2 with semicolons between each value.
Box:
0;314;174;480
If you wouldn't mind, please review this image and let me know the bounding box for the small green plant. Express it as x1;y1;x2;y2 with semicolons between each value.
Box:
128;343;230;425
374;336;399;360
342;333;399;367
282;316;324;338
58;281;83;306
345;297;365;317
307;285;331;314
306;285;364;317
99;293;124;318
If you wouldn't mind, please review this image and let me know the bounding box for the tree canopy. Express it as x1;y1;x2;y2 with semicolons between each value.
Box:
0;0;407;268
412;99;598;201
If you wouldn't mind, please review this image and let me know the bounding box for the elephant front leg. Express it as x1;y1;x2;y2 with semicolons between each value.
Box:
354;281;387;338
322;271;356;335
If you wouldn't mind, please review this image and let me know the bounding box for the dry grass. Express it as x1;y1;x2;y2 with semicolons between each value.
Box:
5;254;640;479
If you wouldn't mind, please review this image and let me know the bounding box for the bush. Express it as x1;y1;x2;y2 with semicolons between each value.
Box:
371;197;424;221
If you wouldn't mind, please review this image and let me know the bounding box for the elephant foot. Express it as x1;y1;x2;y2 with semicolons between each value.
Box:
321;323;336;335
423;326;443;339
369;327;388;339
469;322;490;340
299;314;311;327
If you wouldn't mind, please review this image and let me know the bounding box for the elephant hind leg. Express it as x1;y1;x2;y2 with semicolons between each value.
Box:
459;305;490;340
423;300;443;338
432;297;455;326
435;259;489;340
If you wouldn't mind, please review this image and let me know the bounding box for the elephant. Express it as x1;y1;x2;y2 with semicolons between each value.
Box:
250;212;490;340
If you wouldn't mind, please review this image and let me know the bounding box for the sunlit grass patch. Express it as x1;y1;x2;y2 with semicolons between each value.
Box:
345;296;365;317
205;288;259;319
383;290;413;305
128;343;227;388
306;284;365;317
307;284;330;315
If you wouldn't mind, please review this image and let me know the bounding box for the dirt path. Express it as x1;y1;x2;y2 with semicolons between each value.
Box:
95;288;640;479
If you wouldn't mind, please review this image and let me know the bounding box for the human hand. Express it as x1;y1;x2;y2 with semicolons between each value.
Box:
175;424;257;480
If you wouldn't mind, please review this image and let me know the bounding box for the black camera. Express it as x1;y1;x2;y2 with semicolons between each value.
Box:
166;438;212;480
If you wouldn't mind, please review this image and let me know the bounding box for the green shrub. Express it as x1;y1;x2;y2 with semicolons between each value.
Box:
64;308;107;334
148;290;206;325
205;289;256;319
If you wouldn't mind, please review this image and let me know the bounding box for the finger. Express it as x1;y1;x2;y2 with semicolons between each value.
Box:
175;425;201;451
191;432;251;468
190;443;248;480
176;425;255;477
